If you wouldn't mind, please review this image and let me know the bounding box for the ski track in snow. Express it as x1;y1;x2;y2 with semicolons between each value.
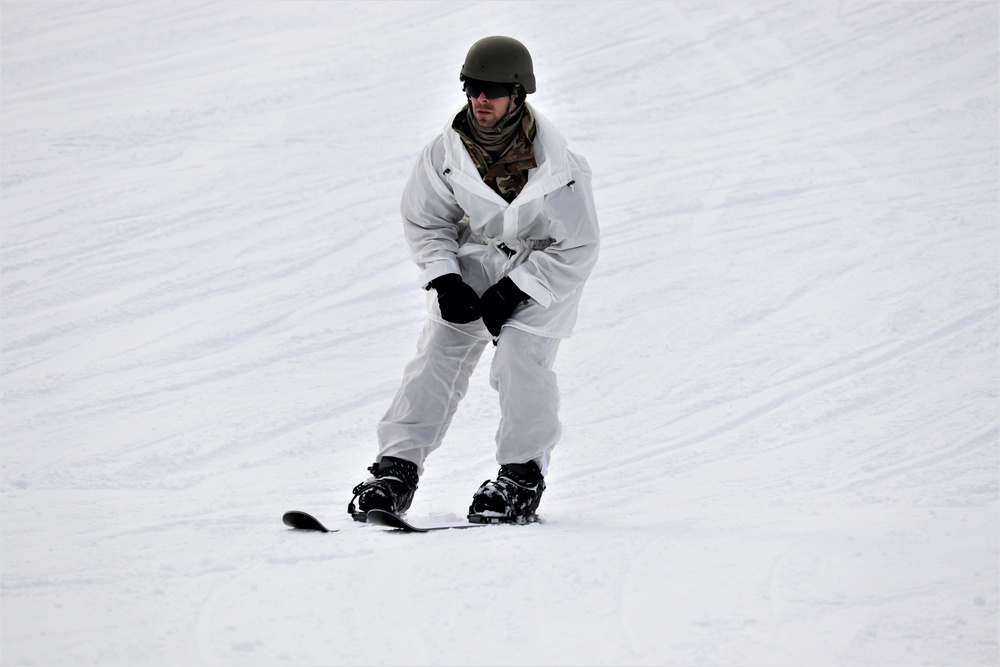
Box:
2;2;997;665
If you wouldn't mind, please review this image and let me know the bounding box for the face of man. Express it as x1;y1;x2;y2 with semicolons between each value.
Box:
463;79;516;129
469;91;513;128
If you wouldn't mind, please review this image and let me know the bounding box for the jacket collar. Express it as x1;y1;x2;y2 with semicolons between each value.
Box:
443;103;573;204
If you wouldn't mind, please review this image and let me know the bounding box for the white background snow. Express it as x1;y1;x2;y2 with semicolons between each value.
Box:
2;1;997;665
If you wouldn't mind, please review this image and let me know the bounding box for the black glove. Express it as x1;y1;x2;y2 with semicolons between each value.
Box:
427;273;481;324
480;277;529;337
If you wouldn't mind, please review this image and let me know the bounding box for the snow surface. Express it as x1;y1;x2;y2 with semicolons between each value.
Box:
2;1;998;665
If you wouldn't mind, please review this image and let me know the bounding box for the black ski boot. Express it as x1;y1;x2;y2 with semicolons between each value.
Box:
348;456;419;522
468;461;545;524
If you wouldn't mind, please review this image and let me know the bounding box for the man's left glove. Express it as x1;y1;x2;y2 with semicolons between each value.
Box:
480;277;529;337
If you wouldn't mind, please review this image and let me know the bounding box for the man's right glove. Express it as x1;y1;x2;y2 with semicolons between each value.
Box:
427;273;481;324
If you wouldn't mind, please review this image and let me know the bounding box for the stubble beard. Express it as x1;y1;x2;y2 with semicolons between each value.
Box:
472;99;514;129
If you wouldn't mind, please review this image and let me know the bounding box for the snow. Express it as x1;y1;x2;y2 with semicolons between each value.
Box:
1;1;997;665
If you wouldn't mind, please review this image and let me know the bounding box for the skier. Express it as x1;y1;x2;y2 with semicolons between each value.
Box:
349;36;600;524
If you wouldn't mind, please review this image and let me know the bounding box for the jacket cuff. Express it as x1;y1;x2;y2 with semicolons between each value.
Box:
506;271;552;308
419;259;462;289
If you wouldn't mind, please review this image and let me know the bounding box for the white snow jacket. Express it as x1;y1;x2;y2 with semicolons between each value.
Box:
401;104;600;338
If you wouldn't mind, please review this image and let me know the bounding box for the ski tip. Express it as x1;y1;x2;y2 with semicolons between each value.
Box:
282;510;334;532
365;509;413;530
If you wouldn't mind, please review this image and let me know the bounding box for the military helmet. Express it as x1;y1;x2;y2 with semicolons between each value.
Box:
460;36;535;94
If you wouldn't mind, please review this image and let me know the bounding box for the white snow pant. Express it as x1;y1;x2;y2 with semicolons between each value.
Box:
377;319;561;475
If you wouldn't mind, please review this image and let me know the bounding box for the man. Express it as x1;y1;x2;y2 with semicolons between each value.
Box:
348;36;599;524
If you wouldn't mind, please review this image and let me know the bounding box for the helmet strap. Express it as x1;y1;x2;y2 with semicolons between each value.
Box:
491;98;522;133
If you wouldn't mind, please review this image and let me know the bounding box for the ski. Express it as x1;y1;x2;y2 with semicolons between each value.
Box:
282;510;337;532
366;509;484;532
282;508;519;533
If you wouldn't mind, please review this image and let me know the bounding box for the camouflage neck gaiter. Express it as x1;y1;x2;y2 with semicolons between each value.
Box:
463;101;523;158
453;104;538;203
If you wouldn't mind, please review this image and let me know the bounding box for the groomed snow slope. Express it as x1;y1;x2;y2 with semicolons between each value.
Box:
2;2;997;665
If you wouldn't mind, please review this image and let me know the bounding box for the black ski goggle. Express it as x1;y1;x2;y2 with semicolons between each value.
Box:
463;79;514;99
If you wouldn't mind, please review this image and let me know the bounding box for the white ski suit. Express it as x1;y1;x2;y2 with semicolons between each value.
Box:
377;104;599;474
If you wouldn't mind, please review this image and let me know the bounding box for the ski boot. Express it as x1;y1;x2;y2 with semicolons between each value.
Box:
348;456;419;522
468;461;545;524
